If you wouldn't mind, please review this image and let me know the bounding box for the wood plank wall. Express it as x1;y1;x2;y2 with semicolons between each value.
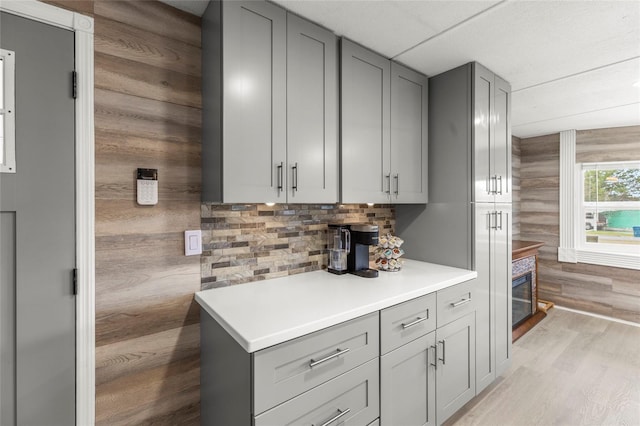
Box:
512;136;521;238
519;126;640;323
41;0;202;424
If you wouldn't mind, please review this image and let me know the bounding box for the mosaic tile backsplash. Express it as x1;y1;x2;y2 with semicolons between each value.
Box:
201;204;395;290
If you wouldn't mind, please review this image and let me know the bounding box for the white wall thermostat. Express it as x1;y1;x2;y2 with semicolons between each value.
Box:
137;168;158;205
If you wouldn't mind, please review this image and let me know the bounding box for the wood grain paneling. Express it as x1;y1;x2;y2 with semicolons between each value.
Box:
94;0;201;47
38;0;207;423
519;127;640;324
512;136;521;238
95;15;201;77
96;52;202;108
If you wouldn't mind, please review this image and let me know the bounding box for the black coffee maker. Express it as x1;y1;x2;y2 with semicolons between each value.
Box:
347;224;379;278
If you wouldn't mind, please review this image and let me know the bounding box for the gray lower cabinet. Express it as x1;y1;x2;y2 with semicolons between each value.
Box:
255;359;379;426
201;282;478;426
380;332;436;426
435;312;476;424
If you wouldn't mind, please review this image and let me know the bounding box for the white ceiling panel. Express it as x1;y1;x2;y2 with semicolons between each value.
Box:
395;1;640;89
512;58;640;128
512;103;640;138
274;0;501;58
161;0;640;139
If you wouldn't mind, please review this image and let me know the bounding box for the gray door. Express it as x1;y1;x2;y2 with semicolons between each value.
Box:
494;204;512;376
0;12;76;426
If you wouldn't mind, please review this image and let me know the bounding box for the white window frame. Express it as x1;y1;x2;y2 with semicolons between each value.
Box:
0;48;16;173
558;130;640;270
0;1;95;424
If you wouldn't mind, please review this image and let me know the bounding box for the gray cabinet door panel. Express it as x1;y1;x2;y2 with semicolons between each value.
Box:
380;332;436;426
390;62;428;204
254;359;379;426
473;63;494;203
287;13;338;203
380;292;436;355
474;203;495;393
341;39;390;204
222;0;287;203
494;77;512;203
253;312;379;415
436;313;476;424
494;204;512;376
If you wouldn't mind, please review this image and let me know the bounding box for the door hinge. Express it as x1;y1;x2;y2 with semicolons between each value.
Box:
72;71;78;99
73;268;78;295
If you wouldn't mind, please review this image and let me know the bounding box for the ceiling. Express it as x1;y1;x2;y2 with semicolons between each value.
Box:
161;0;640;139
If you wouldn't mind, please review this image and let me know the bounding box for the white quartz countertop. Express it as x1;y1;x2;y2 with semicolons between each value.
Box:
195;259;477;353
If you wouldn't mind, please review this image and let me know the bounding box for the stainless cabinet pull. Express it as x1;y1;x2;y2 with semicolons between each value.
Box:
497;175;503;195
439;339;446;365
497;211;503;230
315;408;351;426
451;297;471;307
292;162;298;192
401;315;428;329
490;211;498;230
489;175;497;194
430;345;438;369
385;174;391;194
277;162;283;195
394;173;399;196
309;348;350;368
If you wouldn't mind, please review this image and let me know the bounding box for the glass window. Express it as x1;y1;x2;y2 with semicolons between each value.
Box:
581;161;640;251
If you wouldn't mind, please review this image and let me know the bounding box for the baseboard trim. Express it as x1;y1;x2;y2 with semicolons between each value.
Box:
554;305;640;328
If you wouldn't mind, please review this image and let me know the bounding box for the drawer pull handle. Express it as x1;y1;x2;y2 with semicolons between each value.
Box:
450;298;471;308
439;339;446;365
315;408;351;426
309;348;350;368
402;316;428;329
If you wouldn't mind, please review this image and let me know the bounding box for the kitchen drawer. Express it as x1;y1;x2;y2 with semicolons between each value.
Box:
253;312;379;414
437;279;475;327
254;358;379;426
380;292;436;354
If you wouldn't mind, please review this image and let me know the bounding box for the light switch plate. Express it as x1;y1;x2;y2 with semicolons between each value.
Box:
184;230;202;256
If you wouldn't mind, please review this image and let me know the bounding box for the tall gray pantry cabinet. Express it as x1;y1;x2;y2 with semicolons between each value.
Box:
397;62;513;398
201;0;338;203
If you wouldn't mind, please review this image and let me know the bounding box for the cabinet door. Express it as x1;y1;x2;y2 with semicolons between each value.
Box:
222;1;287;203
341;39;391;204
380;332;436;426
493;77;512;203
390;62;428;204
474;203;495;393
287;14;338;203
473;64;494;203
436;312;475;424
254;359;379;426
494;204;512;376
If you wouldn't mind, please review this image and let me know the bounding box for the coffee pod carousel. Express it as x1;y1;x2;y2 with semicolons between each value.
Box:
374;234;405;272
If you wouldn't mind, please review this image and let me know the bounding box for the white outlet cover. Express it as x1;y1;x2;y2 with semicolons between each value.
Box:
185;230;202;256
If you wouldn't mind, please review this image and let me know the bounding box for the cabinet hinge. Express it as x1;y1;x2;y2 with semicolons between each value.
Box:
72;71;78;99
73;268;78;295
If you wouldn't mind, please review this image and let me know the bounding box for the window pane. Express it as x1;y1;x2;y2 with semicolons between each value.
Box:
583;162;640;247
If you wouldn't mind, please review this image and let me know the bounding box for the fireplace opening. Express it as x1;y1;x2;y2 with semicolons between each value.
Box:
512;272;533;328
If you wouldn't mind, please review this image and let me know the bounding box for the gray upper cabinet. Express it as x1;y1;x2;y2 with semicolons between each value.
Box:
287;13;339;203
341;40;428;204
202;1;338;203
473;63;512;204
390;62;429;203
341;39;391;204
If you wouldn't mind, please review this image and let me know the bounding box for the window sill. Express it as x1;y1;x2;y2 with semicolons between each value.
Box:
558;247;640;270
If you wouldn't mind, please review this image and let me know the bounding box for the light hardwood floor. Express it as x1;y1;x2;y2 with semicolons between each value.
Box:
446;308;640;426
